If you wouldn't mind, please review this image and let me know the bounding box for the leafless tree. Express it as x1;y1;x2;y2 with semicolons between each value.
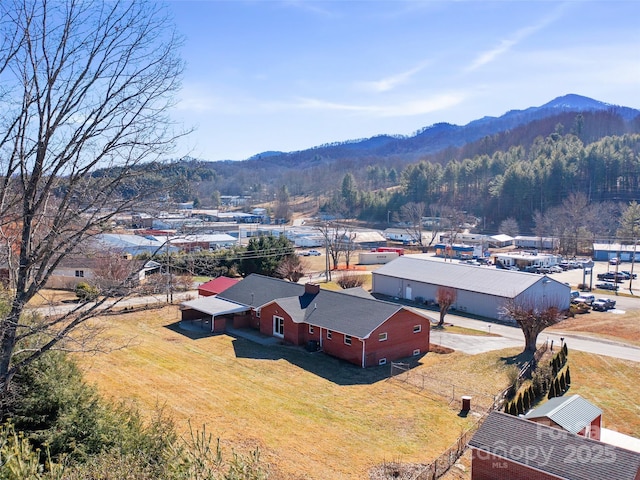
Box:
400;202;425;247
342;230;357;269
435;286;457;327
500;297;564;353
317;222;348;274
0;0;187;391
275;255;306;282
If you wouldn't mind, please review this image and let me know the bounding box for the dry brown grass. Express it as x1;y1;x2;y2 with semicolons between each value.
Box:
549;310;640;346
76;306;477;480
27;288;77;307
564;350;640;437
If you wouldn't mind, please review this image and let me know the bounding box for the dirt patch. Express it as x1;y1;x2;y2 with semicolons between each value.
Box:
429;343;455;354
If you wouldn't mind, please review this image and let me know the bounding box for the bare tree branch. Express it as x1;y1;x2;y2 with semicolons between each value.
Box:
0;0;188;390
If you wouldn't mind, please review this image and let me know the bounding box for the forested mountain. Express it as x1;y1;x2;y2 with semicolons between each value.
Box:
114;95;640;233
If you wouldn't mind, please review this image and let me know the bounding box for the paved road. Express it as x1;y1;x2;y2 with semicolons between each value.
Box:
434;311;640;362
31;291;198;317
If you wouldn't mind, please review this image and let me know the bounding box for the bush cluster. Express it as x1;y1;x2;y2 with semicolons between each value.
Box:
504;343;571;415
1;352;268;479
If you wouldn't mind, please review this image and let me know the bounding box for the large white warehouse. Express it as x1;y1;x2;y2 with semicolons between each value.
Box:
371;256;570;321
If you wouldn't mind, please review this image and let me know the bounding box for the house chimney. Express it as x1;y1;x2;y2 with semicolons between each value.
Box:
305;282;320;294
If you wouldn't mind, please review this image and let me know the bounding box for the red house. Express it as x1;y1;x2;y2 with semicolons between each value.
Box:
469;411;640;480
181;274;433;368
198;276;240;297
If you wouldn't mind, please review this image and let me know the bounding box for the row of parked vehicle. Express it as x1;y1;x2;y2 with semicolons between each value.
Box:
570;292;616;311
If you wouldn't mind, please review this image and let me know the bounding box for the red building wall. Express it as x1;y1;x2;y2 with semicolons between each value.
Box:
471;450;562;480
320;331;364;367
257;302;431;367
363;310;430;367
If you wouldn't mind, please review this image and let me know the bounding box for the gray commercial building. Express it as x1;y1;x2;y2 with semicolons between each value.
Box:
371;256;570;321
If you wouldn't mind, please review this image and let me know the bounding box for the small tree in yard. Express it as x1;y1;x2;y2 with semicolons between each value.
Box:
435;286;457;327
500;297;564;353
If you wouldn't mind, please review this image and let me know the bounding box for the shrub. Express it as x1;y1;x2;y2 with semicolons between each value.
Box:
505;365;521;399
516;395;524;415
565;366;571;385
336;274;367;289
75;281;99;301
548;380;557;399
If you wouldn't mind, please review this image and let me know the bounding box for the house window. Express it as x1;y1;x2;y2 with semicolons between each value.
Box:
308;325;314;334
378;332;387;342
273;316;284;338
413;349;420;356
413;325;422;333
75;270;84;277
256;309;261;318
378;358;387;366
344;335;352;346
327;330;332;340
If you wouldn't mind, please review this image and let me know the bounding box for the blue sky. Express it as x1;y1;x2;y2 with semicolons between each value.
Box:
167;1;640;161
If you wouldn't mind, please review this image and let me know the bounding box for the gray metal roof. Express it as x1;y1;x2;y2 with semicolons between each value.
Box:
470;411;640;480
373;256;557;298
524;395;603;434
217;274;305;307
270;290;432;339
181;297;249;316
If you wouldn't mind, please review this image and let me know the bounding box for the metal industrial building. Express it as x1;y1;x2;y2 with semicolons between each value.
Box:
371;256;570;321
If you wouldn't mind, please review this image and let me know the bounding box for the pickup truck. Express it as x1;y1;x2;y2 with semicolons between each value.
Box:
592;298;616;311
596;272;627;282
595;282;619;291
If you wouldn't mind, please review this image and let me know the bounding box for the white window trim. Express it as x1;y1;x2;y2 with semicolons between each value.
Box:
255;309;261;318
378;358;387;366
308;325;314;334
273;315;284;338
413;325;422;333
378;332;388;342
327;330;332;340
413;349;420;356
344;335;352;346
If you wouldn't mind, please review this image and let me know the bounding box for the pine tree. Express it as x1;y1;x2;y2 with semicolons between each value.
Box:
565;366;571;386
559;371;567;392
548;380;557;399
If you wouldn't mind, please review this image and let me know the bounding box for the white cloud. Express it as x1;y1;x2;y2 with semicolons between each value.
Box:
465;3;570;73
290;92;466;117
359;61;431;93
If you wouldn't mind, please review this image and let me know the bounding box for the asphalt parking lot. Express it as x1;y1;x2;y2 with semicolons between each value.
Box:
546;260;640;310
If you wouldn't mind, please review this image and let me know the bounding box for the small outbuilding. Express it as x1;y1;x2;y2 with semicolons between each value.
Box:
197;276;240;297
524;394;603;440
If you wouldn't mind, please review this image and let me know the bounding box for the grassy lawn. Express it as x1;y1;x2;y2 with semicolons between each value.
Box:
74;304;640;480
432;324;499;337
76;306;478;480
549;310;640;346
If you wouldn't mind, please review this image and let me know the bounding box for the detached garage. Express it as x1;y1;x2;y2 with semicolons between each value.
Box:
371;256;570;321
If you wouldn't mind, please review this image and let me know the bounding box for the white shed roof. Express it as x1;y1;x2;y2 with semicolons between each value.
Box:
373;256;555;298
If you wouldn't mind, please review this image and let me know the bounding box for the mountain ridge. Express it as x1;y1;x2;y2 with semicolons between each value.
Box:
244;94;639;163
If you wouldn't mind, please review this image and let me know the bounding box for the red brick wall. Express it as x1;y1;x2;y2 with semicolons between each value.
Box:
471;449;561;480
320;330;364;367
259;303;300;344
363;309;430;367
